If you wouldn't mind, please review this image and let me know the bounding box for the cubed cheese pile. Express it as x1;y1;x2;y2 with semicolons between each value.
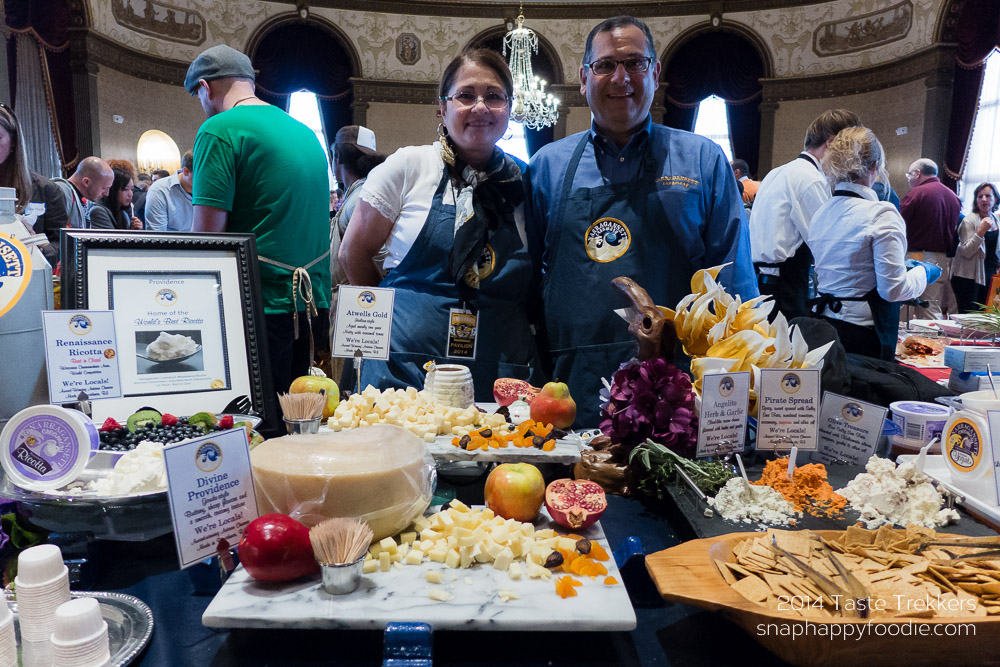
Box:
330;385;507;441
361;500;576;582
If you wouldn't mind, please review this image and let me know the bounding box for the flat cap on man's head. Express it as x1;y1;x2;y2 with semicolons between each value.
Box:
184;45;255;95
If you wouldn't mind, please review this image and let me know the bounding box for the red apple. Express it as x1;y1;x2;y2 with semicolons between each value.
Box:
289;375;340;420
530;381;577;429
238;513;319;582
484;463;545;522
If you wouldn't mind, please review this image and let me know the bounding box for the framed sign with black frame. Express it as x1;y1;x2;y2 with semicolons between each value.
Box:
60;230;276;426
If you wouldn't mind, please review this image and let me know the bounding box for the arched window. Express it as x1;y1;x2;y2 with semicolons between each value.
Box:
496;120;530;163
288;91;337;190
958;48;1000;212
692;95;734;161
662;30;765;174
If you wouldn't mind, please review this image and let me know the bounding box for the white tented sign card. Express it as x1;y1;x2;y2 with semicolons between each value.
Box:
696;371;750;457
163;428;258;568
813;393;887;466
41;310;122;403
984;411;1000;506
333;286;394;361
756;368;820;451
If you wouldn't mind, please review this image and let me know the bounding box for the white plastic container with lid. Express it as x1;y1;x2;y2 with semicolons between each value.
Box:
0;405;99;491
889;400;951;445
942;391;1000;504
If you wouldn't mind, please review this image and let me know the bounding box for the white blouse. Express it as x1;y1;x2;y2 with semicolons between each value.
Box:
810;182;928;326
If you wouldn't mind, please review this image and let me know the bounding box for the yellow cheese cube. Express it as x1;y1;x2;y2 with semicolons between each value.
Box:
362;560;378;574
492;547;514;572
508;562;523;581
405;549;425;565
428;548;448;563
379;537;398;554
379;552;391;572
425;570;444;584
400;531;417;545
445;549;461;569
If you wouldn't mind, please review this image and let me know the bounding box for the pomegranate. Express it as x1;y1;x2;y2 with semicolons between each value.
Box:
544;479;607;531
493;378;540;407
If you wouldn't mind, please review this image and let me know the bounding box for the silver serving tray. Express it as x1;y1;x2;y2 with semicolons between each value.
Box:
8;590;153;666
136;344;202;363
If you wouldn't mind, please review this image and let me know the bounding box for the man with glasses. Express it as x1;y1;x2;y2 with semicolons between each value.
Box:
899;158;962;318
526;16;756;426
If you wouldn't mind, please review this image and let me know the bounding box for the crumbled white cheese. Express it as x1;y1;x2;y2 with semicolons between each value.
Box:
709;477;798;526
146;331;197;360
90;441;167;495
836;456;960;529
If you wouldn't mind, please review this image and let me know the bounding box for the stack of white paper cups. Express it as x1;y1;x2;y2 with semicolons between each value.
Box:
15;544;71;642
0;596;15;667
50;598;111;667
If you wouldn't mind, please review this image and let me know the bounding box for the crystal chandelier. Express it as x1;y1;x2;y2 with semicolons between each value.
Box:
502;9;559;130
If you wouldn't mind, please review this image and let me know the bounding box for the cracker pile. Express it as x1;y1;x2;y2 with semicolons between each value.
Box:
719;526;1000;619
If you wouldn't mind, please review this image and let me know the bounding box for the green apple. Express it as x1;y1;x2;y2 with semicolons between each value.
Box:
289;375;340;420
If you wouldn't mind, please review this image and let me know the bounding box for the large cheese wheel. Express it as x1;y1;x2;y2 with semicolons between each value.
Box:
251;424;432;540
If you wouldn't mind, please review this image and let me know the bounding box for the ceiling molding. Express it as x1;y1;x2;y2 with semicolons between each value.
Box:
86;31;189;85
760;44;956;101
260;0;829;20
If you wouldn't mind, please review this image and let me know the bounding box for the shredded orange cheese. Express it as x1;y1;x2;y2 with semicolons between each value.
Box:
752;458;846;518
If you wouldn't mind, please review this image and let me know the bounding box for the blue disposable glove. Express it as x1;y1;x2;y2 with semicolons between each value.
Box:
918;261;943;284
904;259;919;270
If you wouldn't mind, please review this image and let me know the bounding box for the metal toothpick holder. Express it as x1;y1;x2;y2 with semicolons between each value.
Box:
320;555;365;595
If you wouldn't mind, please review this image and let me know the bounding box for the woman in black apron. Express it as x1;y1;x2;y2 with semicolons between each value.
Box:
951;182;1000;312
338;49;539;400
808;127;939;360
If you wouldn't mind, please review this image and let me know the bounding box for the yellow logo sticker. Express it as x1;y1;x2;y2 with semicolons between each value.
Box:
585;218;631;263
464;243;495;288
946;418;984;472
0;234;32;318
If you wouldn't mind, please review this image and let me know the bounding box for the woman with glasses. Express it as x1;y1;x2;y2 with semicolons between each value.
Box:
0;104;68;264
950;182;1000;312
810;128;940;359
87;167;142;230
339;48;539;398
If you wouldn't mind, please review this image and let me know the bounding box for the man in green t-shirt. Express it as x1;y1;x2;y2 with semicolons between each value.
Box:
185;44;332;396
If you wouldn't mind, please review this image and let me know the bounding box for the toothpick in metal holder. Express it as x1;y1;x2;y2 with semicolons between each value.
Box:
674;466;714;517
353;349;363;395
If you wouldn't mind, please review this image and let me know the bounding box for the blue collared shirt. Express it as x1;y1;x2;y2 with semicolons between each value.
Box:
525;118;758;301
590;116;651;184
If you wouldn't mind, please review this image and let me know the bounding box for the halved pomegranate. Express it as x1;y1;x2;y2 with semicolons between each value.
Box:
544;479;607;530
493;378;540;407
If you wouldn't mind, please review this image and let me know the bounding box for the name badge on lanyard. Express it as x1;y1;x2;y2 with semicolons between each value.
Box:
447;308;478;360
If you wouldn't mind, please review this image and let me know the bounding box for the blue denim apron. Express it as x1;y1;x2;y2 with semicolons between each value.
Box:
542;132;693;426
360;165;538;401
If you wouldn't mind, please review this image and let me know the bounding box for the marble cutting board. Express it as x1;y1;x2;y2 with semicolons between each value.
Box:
202;510;636;631
424;432;584;464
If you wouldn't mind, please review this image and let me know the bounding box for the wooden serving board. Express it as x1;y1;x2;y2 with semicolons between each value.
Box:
645;531;1000;667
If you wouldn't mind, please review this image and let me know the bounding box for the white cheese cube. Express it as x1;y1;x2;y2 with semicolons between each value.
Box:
428;589;453;602
445;549;461;569
492;547;514;572
508;562;523;580
425;570;444;584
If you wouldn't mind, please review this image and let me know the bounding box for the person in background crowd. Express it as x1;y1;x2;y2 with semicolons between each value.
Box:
186;44;331;399
732;158;759;204
750;109;862;321
87;167;142;230
328;124;387;382
145;150;194;232
150;169;169;182
132;172;151;224
810;127;939;360
951;182;1000;312
340;48;538;400
526;16;755;425
900;158;962;319
0;103;68;265
51;156;114;230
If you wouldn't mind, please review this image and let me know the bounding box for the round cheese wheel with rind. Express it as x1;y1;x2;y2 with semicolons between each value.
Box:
251;424;432;540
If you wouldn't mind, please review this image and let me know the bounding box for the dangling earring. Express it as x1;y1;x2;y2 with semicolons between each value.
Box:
438;123;455;166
